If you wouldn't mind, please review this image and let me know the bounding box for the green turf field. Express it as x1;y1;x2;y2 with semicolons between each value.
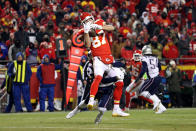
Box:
0;108;196;131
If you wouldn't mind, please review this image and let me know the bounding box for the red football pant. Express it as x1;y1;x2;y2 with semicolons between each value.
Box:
125;92;130;108
90;75;103;97
125;92;136;108
113;81;124;105
139;96;153;104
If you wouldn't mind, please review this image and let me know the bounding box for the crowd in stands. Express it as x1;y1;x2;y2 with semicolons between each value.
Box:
0;0;196;111
0;0;195;65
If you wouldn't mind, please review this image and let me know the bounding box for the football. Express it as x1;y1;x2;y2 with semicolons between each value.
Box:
89;29;97;37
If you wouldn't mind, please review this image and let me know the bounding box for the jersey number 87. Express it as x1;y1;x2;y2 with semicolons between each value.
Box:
91;33;106;48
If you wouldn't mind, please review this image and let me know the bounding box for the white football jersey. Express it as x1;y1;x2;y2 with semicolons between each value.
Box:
142;55;159;78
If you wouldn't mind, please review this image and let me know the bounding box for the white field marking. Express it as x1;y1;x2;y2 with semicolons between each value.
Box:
0;108;195;115
0;126;152;131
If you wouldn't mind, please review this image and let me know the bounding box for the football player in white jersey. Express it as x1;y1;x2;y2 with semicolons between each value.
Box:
132;45;166;114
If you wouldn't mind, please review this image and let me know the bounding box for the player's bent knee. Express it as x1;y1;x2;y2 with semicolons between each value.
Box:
115;81;124;88
94;75;103;81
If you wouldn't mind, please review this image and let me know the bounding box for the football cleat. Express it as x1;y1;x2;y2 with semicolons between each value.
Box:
87;97;94;110
112;108;130;117
94;111;104;124
155;103;167;114
153;101;160;112
66;107;80;119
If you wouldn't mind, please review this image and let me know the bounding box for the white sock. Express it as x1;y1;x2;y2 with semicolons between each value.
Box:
89;97;94;102
113;104;120;110
149;94;160;104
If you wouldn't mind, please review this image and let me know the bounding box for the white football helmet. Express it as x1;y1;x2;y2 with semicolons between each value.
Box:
142;45;152;55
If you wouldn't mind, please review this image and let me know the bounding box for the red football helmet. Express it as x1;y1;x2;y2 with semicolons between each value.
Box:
133;50;142;61
80;12;94;24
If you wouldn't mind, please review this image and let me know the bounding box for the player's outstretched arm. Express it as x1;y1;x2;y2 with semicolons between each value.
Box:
102;25;115;31
84;33;91;48
90;24;115;31
83;23;91;48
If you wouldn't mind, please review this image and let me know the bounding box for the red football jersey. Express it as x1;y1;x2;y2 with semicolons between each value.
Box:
189;40;196;53
90;19;112;57
131;59;142;80
146;2;159;17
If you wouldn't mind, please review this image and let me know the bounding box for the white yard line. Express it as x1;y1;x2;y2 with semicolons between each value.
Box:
0;126;152;131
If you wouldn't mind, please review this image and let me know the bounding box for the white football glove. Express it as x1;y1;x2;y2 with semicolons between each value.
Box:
83;22;91;33
90;24;103;30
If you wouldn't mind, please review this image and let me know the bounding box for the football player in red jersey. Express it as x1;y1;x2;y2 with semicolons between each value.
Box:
125;50;153;110
126;47;167;114
126;50;143;93
81;12;129;117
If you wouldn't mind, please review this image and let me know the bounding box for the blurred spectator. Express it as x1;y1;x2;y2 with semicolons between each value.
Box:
127;0;140;15
36;26;48;44
7;52;33;112
141;11;150;26
135;35;146;49
165;60;183;108
46;20;55;37
5;32;15;48
112;35;126;59
36;55;61;112
189;33;196;55
8;39;25;61
193;1;196;23
0;26;10;43
134;22;143;35
121;39;134;66
176;35;189;56
150;35;163;59
81;0;96;10
14;24;29;48
25;41;40;66
119;21;132;38
127;13;140;31
136;0;149;17
40;35;56;61
27;26;36;44
0;38;8;61
55;5;65;26
162;38;179;59
146;17;158;38
146;0;159;19
117;2;130;22
187;22;196;37
58;22;71;40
